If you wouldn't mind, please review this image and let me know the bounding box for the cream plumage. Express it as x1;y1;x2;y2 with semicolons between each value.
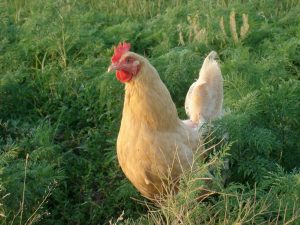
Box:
185;51;223;128
108;43;222;200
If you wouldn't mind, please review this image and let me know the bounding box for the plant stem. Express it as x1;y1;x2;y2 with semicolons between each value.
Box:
20;154;29;225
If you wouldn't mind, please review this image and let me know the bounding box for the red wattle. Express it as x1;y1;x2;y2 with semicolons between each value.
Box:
116;70;133;83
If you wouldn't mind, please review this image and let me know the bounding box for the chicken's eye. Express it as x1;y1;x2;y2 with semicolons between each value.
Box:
125;57;131;63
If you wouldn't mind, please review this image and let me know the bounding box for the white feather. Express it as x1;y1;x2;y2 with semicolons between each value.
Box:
184;51;223;127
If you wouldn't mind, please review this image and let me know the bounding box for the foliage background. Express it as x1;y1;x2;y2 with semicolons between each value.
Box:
0;0;299;224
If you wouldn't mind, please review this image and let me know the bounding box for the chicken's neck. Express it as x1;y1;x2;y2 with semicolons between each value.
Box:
122;64;179;131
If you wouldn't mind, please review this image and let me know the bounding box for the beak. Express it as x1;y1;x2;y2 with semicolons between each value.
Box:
107;63;117;72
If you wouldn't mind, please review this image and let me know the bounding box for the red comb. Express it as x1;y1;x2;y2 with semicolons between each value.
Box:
111;42;131;63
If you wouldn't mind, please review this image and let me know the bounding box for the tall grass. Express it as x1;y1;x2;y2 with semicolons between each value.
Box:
124;144;300;224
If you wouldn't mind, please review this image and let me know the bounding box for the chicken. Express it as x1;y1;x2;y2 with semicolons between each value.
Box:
185;51;223;128
107;42;221;200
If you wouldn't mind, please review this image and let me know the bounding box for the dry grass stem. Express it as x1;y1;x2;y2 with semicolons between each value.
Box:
219;16;227;40
240;13;249;39
230;10;239;43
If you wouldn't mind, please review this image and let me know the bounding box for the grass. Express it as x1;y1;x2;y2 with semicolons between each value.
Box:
124;145;300;224
0;0;299;224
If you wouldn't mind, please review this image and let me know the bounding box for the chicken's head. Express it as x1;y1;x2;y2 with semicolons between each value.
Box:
107;42;141;83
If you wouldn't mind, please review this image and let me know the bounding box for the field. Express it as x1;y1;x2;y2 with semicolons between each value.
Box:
0;0;300;224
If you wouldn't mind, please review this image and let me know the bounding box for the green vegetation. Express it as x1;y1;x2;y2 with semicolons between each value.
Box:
0;0;299;224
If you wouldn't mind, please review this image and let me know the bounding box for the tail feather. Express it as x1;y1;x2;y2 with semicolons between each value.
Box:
185;51;223;127
198;51;219;82
207;51;218;61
